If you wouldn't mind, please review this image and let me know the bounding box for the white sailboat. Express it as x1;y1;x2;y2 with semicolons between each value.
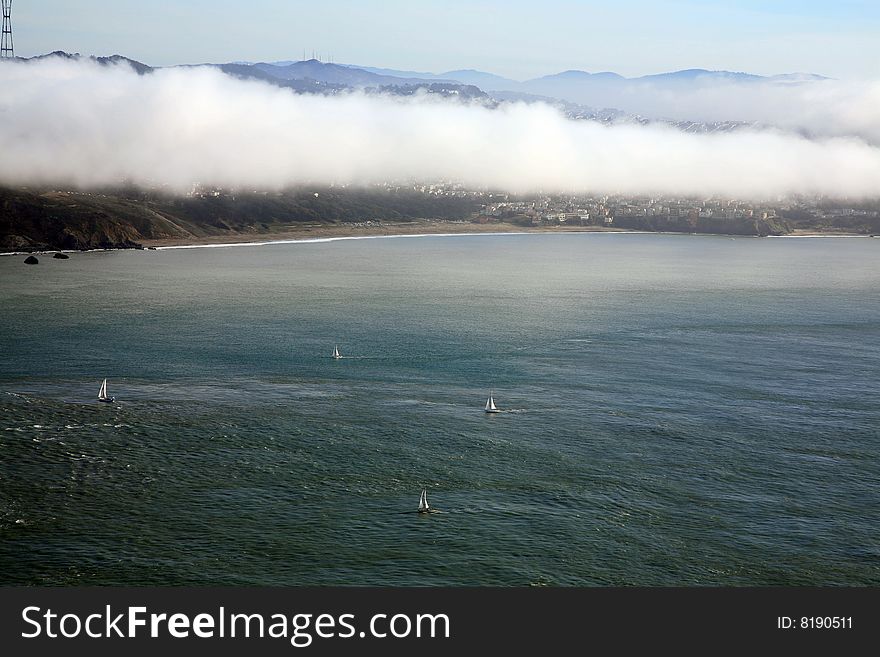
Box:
418;488;430;513
97;378;115;403
332;344;341;359
485;390;499;414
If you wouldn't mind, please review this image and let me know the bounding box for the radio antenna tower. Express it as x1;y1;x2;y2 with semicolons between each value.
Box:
1;0;12;59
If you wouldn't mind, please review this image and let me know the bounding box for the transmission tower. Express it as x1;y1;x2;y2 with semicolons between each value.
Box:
1;0;12;59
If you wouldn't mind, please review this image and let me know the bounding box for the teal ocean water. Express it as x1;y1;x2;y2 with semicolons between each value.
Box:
1;233;879;585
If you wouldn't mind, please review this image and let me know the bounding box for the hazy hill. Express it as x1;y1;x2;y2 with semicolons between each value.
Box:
21;50;154;74
341;65;520;90
434;69;520;89
252;59;453;87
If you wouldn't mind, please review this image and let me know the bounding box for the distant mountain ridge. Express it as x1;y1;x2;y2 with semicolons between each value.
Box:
344;64;832;121
11;52;829;131
13;52;484;98
342;63;829;87
15;51;828;87
14;51;828;99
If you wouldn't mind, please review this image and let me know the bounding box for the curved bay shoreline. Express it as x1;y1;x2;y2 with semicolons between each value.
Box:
1;221;876;257
142;221;621;249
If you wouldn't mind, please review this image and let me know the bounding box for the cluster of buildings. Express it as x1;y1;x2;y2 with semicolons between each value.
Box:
379;182;485;199
183;181;878;229
477;194;786;226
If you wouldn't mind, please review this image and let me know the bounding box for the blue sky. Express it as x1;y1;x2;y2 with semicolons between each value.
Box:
13;0;880;79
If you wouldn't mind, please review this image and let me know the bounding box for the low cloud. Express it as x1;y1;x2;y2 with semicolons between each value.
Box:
1;57;879;199
604;78;880;145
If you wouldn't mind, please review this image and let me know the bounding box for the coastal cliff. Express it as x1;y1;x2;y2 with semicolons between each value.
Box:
610;214;791;237
1;188;165;251
0;186;481;252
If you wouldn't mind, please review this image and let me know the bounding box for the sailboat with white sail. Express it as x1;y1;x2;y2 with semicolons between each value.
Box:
332;344;342;359
97;378;115;403
485;390;499;414
418;488;430;513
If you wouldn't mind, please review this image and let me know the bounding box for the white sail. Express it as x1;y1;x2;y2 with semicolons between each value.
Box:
332;344;341;359
485;391;498;412
418;488;429;512
98;378;107;400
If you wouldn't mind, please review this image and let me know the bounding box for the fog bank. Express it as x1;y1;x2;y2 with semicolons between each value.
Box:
1;58;879;199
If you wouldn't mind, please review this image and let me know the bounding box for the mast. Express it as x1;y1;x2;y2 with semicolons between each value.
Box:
0;1;12;59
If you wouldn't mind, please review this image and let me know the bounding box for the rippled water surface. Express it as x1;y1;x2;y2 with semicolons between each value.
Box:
1;233;878;585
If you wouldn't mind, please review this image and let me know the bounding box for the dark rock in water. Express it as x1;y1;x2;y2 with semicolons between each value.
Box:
53;252;70;259
24;255;39;265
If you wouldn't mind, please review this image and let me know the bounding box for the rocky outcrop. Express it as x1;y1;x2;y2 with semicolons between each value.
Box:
52;252;70;259
24;255;39;264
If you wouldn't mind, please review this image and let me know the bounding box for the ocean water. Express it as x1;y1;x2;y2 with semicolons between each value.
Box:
1;233;878;586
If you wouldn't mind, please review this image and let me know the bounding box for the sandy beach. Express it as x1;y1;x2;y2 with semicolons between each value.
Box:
140;221;877;250
3;221;870;257
140;221;623;249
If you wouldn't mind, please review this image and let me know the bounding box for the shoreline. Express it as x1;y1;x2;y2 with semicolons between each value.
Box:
140;221;619;249
137;221;880;249
1;222;877;256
